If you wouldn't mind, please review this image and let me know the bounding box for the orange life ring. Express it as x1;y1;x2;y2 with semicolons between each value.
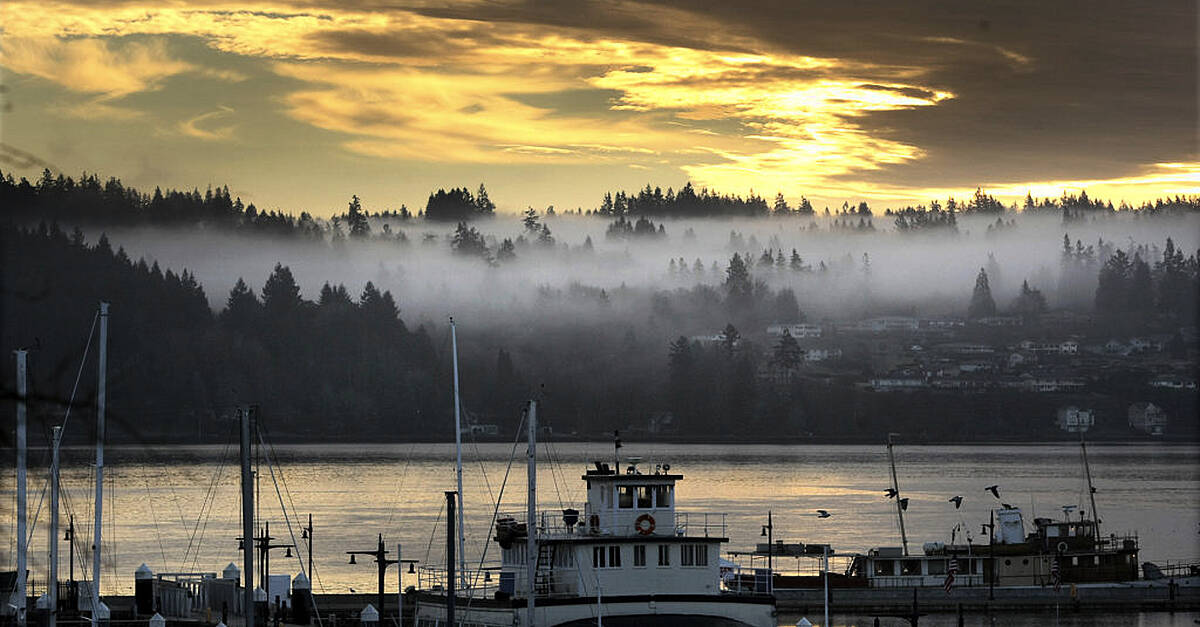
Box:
635;514;656;535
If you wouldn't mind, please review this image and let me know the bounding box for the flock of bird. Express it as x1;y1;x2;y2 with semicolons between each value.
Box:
812;484;1009;518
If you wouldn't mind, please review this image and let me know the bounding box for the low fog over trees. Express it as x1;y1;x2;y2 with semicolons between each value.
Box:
3;170;1198;443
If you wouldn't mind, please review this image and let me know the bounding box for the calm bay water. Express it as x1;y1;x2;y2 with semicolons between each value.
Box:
4;442;1198;624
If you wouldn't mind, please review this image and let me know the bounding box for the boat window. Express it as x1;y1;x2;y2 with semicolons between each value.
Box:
609;546;622;568
637;486;653;508
618;486;634;508
653;486;672;508
658;545;671;566
681;543;708;566
927;560;946;575
901;560;921;575
592;546;606;568
873;560;893;576
634;545;646;567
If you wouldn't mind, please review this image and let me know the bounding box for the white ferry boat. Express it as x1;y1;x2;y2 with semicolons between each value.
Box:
412;401;775;626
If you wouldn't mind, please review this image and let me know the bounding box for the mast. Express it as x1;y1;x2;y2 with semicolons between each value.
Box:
887;433;909;556
15;349;28;627
526;401;537;627
444;491;456;627
449;318;466;588
240;407;255;627
92;302;108;607
1080;432;1100;537
49;426;61;627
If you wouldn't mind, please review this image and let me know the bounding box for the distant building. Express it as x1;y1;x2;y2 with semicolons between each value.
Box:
1128;402;1167;436
804;348;842;362
468;423;499;436
975;316;1023;327
1149;375;1198;390
1055;406;1094;433
766;323;823;338
846;317;920;333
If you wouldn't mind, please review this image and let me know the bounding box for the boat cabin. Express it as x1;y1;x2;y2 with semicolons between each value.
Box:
495;460;726;600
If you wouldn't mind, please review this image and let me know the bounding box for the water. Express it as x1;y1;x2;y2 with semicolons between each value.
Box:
3;442;1198;609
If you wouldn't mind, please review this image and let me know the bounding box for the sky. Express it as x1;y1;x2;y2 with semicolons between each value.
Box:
0;0;1196;216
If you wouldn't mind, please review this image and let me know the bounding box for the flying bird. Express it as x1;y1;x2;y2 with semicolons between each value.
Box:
985;485;1000;499
816;510;831;518
949;495;964;509
885;488;899;498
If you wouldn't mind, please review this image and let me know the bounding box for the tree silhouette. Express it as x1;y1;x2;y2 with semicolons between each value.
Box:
968;267;996;318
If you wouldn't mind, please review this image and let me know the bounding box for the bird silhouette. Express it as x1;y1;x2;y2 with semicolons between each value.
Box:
949;495;964;509
898;498;909;511
816;510;831;518
985;485;1000;499
885;488;898;498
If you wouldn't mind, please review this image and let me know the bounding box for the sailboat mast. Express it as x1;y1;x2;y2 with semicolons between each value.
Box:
14;349;28;627
92;302;108;607
1080;433;1100;537
240;407;255;627
449;318;466;588
887;433;909;556
526;401;537;627
49;426;61;627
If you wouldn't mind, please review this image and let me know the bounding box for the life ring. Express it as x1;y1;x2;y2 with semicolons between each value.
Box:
1056;541;1068;554
635;514;656;535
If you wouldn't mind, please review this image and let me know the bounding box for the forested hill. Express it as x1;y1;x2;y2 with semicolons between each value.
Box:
0;223;446;444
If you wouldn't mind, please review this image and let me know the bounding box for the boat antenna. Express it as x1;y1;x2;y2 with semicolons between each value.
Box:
1080;431;1100;537
449;317;466;590
886;433;909;556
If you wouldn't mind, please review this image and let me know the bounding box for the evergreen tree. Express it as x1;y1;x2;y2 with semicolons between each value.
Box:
1095;250;1132;313
719;323;741;358
1011;280;1047;317
345;195;370;238
1127;254;1154;313
772;329;803;370
724;253;753;309
451;222;490;259
261;263;303;317
772;193;790;215
222;277;261;332
474;183;496;215
968;268;996;318
497;238;516;262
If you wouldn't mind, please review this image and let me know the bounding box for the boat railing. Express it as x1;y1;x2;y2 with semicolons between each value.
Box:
416;565;500;599
1093;532;1138;552
503;510;728;539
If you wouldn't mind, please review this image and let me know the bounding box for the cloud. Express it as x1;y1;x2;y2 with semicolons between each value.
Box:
179;105;237;141
0;36;193;99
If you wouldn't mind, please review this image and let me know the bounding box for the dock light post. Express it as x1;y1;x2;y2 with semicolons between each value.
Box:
347;534;417;624
760;511;773;594
301;515;313;578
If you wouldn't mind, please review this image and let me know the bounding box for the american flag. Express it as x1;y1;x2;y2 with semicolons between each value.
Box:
1051;557;1061;592
944;558;959;593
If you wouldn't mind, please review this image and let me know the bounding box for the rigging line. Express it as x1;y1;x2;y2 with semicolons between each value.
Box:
183;430;233;572
57;309;99;437
189;433;235;573
256;426;325;627
422;503;444;575
18;310;99;559
258;425;328;598
139;461;170;570
464;410;525;600
383;441;419;532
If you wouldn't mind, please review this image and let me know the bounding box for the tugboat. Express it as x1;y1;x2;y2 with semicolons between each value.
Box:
850;434;1139;589
412;400;776;626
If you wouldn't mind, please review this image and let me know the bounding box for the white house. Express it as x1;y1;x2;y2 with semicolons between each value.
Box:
1055;406;1094;433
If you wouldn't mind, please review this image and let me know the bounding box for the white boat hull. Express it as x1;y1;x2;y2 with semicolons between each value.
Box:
414;593;776;626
